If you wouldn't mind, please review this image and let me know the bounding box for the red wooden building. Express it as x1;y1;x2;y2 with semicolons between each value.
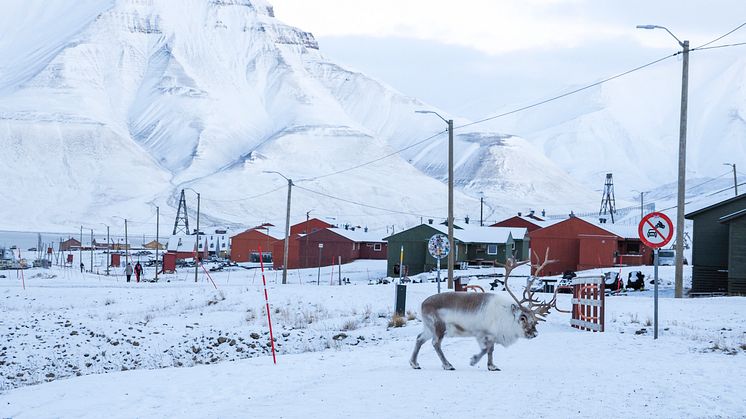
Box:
491;214;550;233
290;218;334;235
230;227;281;262
273;227;386;270
529;217;653;276
272;233;303;270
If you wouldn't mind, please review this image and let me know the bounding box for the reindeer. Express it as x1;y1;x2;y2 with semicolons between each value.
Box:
410;249;568;370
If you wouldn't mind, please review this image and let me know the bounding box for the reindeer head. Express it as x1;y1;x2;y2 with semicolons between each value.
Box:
501;249;570;332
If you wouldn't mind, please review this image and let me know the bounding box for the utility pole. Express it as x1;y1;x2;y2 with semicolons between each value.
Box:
674;39;689;299
480;195;484;227
636;25;689;298
447;118;454;289
282;178;292;284
305;210;312;269
195;192;200;283
79;225;83;272
124;218;129;266
725;163;738;196
90;229;93;273
155;206;160;282
105;225;110;275
640;191;645;221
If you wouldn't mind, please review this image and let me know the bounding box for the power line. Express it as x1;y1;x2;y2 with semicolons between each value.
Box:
695;21;746;49
294;184;443;219
455;53;677;130
299;129;446;182
200;185;286;203
692;41;746;52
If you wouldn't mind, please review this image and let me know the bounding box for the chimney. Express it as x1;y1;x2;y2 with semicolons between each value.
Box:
529;210;535;216
569;211;575;218
517;212;522;216
428;219;433;225
364;226;368;232
465;216;470;224
541;209;546;217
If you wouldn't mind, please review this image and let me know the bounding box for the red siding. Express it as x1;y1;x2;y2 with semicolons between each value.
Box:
299;229;357;268
529;217;622;276
491;216;543;232
359;242;387;259
272;234;302;270
230;229;278;262
290;218;333;235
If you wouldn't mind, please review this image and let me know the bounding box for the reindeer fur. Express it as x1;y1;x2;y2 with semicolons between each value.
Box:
410;292;538;371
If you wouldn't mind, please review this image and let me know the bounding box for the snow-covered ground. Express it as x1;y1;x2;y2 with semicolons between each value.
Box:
1;260;745;418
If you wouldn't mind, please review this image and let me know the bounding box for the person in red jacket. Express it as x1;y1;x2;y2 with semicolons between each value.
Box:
134;261;143;283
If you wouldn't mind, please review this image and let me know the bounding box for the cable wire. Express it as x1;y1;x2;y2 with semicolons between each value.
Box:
695;21;746;49
692;41;746;52
298;129;446;182
455;53;677;130
294;184;443;219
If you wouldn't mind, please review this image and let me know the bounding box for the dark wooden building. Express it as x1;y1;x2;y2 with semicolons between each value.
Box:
290;218;333;235
383;224;525;277
686;194;746;295
60;238;81;251
491;211;549;233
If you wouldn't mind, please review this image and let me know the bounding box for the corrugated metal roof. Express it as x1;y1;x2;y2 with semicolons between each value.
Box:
427;224;522;244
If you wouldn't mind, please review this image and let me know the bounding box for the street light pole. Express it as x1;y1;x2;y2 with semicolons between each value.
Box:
637;24;689;298
416;110;455;289
305;210;313;269
264;171;292;284
724;163;738;196
155;206;160;282
79;225;83;273
90;229;94;273
195;193;200;283
480;193;484;227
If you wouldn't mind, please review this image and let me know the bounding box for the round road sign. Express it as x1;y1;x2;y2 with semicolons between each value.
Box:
428;234;450;259
638;212;674;249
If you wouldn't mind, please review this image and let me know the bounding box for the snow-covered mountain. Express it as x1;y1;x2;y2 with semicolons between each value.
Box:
0;0;597;233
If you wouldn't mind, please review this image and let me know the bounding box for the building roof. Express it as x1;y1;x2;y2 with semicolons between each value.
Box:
584;219;640;240
327;228;386;243
428;224;524;244
685;193;746;218
719;208;746;223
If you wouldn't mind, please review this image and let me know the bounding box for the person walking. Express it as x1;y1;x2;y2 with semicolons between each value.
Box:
125;262;133;283
134;261;143;283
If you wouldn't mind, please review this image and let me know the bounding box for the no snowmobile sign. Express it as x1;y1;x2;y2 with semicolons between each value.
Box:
638;212;674;249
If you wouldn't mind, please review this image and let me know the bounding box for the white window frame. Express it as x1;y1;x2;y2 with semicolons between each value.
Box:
487;244;498;255
373;243;382;251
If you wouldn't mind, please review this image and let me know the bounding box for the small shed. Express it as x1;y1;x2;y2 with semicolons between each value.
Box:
686;194;746;295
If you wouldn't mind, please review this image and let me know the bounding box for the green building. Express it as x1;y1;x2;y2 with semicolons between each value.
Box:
383;223;528;277
685;194;746;295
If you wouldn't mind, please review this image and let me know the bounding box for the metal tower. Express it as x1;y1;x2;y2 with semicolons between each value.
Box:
599;173;617;223
173;189;190;235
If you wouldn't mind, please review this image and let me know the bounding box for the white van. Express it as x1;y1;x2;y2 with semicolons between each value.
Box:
658;249;675;265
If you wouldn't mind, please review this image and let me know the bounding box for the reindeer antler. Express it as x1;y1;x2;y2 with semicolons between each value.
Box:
501;248;570;320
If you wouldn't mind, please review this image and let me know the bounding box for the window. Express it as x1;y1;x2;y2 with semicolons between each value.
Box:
627;242;640;253
511;242;516;250
487;244;498;255
373;243;382;251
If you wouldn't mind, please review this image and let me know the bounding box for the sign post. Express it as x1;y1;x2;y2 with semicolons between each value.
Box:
428;234;450;294
638;212;674;339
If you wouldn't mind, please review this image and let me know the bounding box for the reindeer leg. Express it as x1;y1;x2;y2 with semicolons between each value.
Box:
432;321;454;370
410;332;429;369
486;340;500;371
470;336;490;366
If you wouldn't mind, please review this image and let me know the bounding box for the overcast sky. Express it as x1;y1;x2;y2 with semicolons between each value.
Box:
271;0;746;119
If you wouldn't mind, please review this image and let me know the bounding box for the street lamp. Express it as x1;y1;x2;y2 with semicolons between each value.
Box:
264;171;292;285
305;209;314;269
723;163;738;196
637;24;689;298
183;188;201;283
100;223;110;275
416;110;455;289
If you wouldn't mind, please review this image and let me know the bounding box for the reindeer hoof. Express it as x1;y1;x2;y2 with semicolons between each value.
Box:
410;361;421;369
470;356;479;366
488;365;500;371
443;364;455;371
